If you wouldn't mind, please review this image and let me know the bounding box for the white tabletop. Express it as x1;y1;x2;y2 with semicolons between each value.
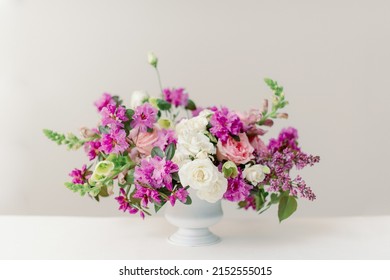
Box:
1;215;389;260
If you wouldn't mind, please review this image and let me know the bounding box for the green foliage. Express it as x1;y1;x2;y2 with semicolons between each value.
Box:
184;195;192;205
258;78;289;125
65;182;97;197
43;129;85;150
278;195;298;222
165;143;176;161
185;99;196;111
151;146;164;158
156;99;172;111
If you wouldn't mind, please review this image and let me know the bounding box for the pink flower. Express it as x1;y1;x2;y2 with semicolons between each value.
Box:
131;103;157;132
130;128;159;156
84;140;101;160
100;104;128;128
169;188;189;206
94;93;115;112
210;107;243;143
163;88;189;107
100;129;129;154
249;135;268;158
217;133;255;165
69;164;91;184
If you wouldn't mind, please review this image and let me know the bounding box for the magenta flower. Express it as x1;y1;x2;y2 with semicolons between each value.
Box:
69;164;91;184
131;103;157;132
155;129;177;151
134;156;179;190
115;188;139;214
223;172;252;202
169;188;189;206
94;93;115;112
163;88;189;107
268;127;300;153
133;187;161;208
100;129;129;154
84;140;101;160
210;107;244;143
100;104;128;128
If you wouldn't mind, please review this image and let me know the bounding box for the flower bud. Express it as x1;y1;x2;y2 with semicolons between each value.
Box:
276;113;288;119
80;127;97;138
148;97;159;109
130;90;149;109
95;160;115;175
158;118;171;129
262;99;268;113
222;161;239;178
147;52;158;68
263;119;274;127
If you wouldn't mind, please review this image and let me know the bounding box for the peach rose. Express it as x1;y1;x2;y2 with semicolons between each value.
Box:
131;128;159;156
217;133;255;165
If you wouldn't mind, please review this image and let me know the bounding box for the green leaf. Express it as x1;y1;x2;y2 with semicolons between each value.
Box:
171;172;180;182
278;195;298;222
165;143;176;160
255;193;265;211
98;126;110;134
112;95;123;106
185;99;196;111
184;195;192;205
126;109;134;120
154;201;167;213
156;99;172;111
151;146;164;158
126;169;135;184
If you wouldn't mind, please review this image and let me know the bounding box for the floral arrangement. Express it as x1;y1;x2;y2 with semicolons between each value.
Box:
44;53;319;222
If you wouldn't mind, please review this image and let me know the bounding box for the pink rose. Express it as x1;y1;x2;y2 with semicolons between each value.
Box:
217;133;255;164
130;128;159;156
249;135;268;157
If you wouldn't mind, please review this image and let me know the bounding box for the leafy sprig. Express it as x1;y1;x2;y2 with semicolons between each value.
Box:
43;129;87;150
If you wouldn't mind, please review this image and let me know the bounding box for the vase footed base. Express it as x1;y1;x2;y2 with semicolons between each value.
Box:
167;228;221;247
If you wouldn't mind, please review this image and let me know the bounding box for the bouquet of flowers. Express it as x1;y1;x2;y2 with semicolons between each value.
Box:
44;53;319;222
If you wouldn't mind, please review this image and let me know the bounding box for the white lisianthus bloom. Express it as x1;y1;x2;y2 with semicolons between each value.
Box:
198;109;214;118
130;90;149;109
196;171;227;203
243;164;271;186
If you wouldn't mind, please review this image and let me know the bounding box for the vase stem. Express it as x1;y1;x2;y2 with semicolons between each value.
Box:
168;227;221;247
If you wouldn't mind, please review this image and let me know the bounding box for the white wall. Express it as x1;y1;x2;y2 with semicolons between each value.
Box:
1;0;389;218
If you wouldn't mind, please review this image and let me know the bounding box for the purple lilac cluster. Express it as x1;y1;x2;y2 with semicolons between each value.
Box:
163;88;189;107
209;107;244;143
262;146;319;201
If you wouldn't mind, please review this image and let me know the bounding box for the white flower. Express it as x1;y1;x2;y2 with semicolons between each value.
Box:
196;171;227;203
179;158;227;203
179;158;218;190
198;109;214;118
243;164;271;186
175;114;215;157
129;90;149;109
147;52;158;67
175;115;208;135
178;132;216;157
172;148;191;168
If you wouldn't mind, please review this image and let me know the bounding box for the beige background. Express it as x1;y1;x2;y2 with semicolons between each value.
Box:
1;0;389;218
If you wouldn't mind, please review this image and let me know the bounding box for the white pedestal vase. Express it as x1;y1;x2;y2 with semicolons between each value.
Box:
164;189;223;246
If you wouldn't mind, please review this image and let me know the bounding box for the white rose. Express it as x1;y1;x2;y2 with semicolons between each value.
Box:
196;171;227;203
130;90;149;109
179;158;219;191
243;164;270;186
176;115;208;135
198;109;214;118
177;132;216;157
172;148;191;168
